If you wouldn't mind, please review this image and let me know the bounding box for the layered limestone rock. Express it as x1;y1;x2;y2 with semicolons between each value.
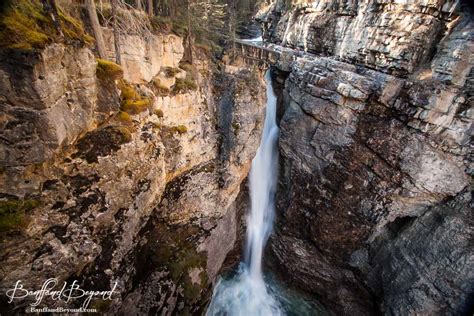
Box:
0;30;266;314
102;28;184;83
0;45;98;167
260;0;461;76
257;0;473;314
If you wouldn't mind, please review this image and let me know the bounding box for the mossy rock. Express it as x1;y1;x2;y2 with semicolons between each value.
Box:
0;0;92;51
170;125;188;134
0;199;39;232
121;99;150;115
117;111;131;122
118;80;139;101
152;78;171;96
172;78;197;94
178;61;197;75
96;58;123;81
232;121;240;134
74;126;132;163
142;221;208;304
117;80;151;115
154;109;164;118
163;66;181;78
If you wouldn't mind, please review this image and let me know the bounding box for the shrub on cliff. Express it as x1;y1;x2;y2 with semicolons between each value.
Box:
0;199;39;232
172;78;197;94
164;66;181;78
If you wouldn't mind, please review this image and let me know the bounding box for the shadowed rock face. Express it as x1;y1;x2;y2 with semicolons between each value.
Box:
259;0;473;314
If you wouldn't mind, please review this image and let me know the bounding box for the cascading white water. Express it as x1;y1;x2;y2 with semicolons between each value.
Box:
206;70;281;316
241;35;263;42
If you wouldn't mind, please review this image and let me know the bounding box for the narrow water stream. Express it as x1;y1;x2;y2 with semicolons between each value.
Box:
206;67;326;315
207;70;281;316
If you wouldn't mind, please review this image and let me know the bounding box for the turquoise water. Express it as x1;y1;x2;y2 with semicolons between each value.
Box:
209;263;327;316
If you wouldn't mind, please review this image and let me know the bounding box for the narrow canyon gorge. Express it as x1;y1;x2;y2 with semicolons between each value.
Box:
0;0;472;315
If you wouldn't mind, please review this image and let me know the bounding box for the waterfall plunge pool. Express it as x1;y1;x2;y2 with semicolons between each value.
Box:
207;263;327;316
206;70;326;316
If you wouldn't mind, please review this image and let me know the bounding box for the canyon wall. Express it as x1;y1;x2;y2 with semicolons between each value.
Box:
260;0;473;314
0;26;266;314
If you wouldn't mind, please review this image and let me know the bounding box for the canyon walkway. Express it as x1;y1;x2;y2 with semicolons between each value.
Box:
230;39;304;71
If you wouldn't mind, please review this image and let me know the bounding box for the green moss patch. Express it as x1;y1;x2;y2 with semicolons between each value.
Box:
152;77;171;96
163;66;181;78
117;111;131;122
170;125;188;134
154;109;164;118
118;80;151;115
0;199;39;232
172;78;197;94
96;59;124;81
0;0;92;51
121;99;150;115
143;221;207;304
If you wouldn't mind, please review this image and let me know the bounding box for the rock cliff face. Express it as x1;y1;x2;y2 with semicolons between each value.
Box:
0;27;266;313
259;0;473;315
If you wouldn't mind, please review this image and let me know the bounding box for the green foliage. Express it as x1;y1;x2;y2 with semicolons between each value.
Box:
172;78;197;94
178;61;196;74
96;59;124;81
170;125;188;134
0;0;92;51
0;199;39;232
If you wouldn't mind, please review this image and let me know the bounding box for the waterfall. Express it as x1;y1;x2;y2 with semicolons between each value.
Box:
206;70;281;316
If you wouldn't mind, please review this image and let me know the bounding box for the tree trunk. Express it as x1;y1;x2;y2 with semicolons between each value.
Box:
183;0;193;64
85;0;107;59
135;0;142;10
111;0;122;65
147;0;153;16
